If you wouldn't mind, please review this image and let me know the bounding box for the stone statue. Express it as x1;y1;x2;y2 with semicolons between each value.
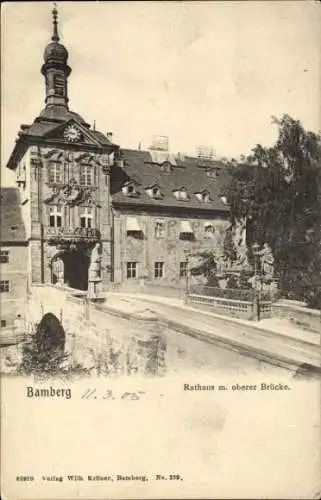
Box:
231;217;250;269
259;243;274;278
214;246;229;274
88;243;102;282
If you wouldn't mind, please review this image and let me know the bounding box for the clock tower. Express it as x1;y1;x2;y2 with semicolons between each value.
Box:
6;7;119;294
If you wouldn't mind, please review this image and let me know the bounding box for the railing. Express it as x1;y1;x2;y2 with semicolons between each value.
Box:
189;285;255;302
187;285;273;320
188;294;253;317
46;227;100;242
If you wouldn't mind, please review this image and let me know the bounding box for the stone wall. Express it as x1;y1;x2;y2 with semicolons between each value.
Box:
25;285;166;376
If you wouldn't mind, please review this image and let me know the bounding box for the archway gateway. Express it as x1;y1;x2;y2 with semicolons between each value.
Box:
51;249;90;290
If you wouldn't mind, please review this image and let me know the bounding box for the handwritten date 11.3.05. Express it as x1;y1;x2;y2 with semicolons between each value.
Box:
81;389;146;401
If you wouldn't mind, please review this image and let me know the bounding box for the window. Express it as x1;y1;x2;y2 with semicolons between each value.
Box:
0;281;10;293
49;206;62;227
80;207;93;228
154;261;164;278
204;224;215;239
195;191;210;203
179;261;188;278
155;221;165;238
53;74;65;96
161;161;173;173
49;162;62;183
179;221;195;241
0;251;9;263
206;169;218;179
122;183;139;197
1;320;6;327
127;262;137;279
146;186;162;199
173;189;189;201
80;165;93;186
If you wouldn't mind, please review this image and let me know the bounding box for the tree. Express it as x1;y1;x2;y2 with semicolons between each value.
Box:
224;114;321;307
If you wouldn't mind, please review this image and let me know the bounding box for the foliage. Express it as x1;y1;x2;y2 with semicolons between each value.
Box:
190;251;218;284
224;114;321;307
18;333;69;379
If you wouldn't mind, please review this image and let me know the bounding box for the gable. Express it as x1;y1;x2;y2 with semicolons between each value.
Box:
44;120;102;147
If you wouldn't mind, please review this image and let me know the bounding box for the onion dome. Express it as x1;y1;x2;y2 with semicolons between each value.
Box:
43;7;68;64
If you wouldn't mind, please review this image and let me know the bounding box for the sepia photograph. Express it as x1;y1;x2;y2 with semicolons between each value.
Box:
1;1;321;499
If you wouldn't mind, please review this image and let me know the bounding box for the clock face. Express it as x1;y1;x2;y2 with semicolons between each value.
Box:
64;125;82;142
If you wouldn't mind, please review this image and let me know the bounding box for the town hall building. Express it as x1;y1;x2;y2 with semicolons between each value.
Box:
4;8;245;295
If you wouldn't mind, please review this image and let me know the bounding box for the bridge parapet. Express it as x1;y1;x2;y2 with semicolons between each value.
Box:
25;285;166;376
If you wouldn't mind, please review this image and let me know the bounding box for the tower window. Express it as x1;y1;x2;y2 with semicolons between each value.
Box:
49;162;62;183
80;207;93;228
80;165;93;186
0;251;9;263
53;74;65;96
49;205;62;227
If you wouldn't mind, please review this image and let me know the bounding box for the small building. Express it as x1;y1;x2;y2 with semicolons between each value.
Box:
0;188;28;336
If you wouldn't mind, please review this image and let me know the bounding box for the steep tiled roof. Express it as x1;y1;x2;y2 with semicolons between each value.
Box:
111;149;231;212
0;188;26;242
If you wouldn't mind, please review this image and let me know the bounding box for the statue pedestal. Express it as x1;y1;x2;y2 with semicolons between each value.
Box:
87;278;102;299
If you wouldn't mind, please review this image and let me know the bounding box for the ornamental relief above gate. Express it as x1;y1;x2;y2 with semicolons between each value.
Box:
44;179;100;207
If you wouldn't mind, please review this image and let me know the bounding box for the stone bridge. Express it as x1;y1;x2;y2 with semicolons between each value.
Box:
2;284;320;378
5;284;166;376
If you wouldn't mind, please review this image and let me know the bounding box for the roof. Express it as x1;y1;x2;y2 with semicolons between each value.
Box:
0;188;26;243
6;105;117;170
111;149;231;212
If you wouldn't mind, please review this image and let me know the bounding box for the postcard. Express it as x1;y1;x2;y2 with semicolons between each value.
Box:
1;2;320;499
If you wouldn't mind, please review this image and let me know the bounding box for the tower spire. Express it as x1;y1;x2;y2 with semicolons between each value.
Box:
52;4;59;42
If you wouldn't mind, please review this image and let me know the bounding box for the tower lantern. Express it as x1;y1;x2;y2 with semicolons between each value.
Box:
41;6;71;109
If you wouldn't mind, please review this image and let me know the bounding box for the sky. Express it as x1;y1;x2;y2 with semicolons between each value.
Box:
1;1;320;187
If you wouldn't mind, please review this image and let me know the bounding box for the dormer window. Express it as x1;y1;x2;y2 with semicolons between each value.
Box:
122;183;138;197
195;191;210;203
161;161;173;173
206;168;218;179
146;185;162;199
173;188;189;201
